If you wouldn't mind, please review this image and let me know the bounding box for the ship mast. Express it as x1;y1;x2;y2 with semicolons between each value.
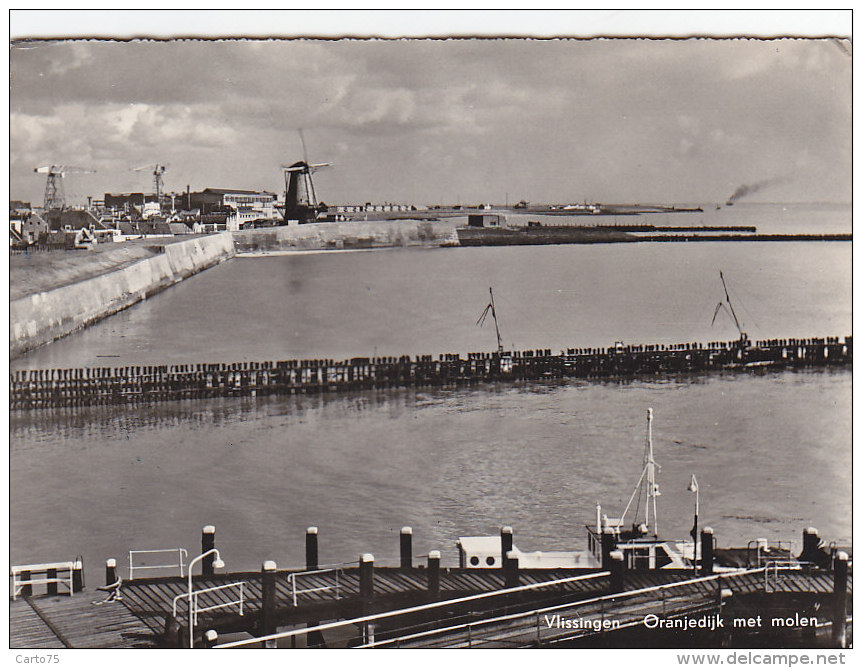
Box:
477;287;505;354
619;408;661;537
712;270;749;346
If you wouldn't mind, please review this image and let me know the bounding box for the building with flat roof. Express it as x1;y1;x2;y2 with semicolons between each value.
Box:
189;188;277;231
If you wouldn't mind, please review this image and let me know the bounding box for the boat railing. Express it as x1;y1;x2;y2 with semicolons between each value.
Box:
746;540;796;568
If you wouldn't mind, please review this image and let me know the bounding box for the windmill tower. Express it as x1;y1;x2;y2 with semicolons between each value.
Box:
34;165;95;210
281;129;331;224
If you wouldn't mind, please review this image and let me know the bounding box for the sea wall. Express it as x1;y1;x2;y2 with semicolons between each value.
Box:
232;218;460;253
10;233;235;358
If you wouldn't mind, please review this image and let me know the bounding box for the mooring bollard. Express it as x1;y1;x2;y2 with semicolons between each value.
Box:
501;526;513;569
203;629;219;648
609;550;625;593
601;528;617;569
400;527;413;571
701;528;715;575
163;614;182;648
306;527;319;571
427;550;441;601
261;560;277;648
202;526;216;576
832;551;849;648
359;553;375;603
504;551;520;588
106;558;117;586
72;559;84;593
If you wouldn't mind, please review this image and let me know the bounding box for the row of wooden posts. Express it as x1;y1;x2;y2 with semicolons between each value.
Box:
9;336;852;410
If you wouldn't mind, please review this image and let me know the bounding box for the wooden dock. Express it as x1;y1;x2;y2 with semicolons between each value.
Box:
9;593;158;648
9;335;852;410
8;562;849;649
368;569;847;648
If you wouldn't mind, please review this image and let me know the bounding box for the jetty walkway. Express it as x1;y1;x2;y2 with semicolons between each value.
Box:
10;523;851;649
10;335;851;410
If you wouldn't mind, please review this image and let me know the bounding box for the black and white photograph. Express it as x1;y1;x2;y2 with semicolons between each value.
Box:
7;10;853;659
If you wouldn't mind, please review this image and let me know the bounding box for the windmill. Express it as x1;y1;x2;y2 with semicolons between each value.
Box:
131;163;169;203
34;165;95;210
280;129;331;224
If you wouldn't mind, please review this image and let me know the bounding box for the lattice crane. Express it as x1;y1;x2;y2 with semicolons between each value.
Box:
131;163;169;201
34;165;95;210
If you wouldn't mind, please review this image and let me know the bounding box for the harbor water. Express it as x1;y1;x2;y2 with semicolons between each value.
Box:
10;203;852;576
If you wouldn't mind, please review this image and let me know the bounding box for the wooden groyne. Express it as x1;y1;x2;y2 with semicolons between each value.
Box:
10;335;851;410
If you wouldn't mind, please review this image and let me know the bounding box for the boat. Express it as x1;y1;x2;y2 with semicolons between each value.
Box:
456;408;699;571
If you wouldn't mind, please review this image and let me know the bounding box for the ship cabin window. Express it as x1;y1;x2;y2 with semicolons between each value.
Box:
631;547;652;570
470;556;480;566
486;556;496;566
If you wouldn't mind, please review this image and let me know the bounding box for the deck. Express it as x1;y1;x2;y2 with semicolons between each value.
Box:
8;566;849;649
9;593;158;648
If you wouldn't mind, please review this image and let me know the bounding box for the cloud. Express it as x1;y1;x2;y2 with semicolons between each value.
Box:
9;37;852;205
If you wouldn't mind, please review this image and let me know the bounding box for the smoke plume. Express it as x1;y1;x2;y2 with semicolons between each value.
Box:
727;177;784;203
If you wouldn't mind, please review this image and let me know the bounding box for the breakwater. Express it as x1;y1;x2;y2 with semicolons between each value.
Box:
232;218;459;253
10;336;850;410
10;233;236;358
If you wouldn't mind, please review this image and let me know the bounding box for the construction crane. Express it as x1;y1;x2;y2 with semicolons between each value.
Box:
34;165;95;210
131;163;168;201
280;129;331;224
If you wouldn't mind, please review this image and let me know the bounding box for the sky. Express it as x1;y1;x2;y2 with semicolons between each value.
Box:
9;19;852;208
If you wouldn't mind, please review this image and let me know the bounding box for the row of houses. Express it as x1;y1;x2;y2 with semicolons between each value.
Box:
103;188;278;230
10;188;282;248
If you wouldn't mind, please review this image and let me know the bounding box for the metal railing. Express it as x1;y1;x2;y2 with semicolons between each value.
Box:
287;566;344;607
10;561;75;600
746;539;796;568
367;591;720;648
129;548;188;580
215;571;609;648
216;566;789;649
172;581;246;627
358;569;746;648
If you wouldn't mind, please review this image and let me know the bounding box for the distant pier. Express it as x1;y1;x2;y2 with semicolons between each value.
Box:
10;336;851;411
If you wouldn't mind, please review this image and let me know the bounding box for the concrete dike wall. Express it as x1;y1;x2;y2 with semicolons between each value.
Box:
10;233;235;358
10;220;459;358
232;218;460;253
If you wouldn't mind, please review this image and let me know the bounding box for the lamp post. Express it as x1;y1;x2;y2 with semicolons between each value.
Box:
688;474;699;574
187;548;225;648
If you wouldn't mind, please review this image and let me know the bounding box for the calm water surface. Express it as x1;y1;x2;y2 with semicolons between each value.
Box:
10;203;852;577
